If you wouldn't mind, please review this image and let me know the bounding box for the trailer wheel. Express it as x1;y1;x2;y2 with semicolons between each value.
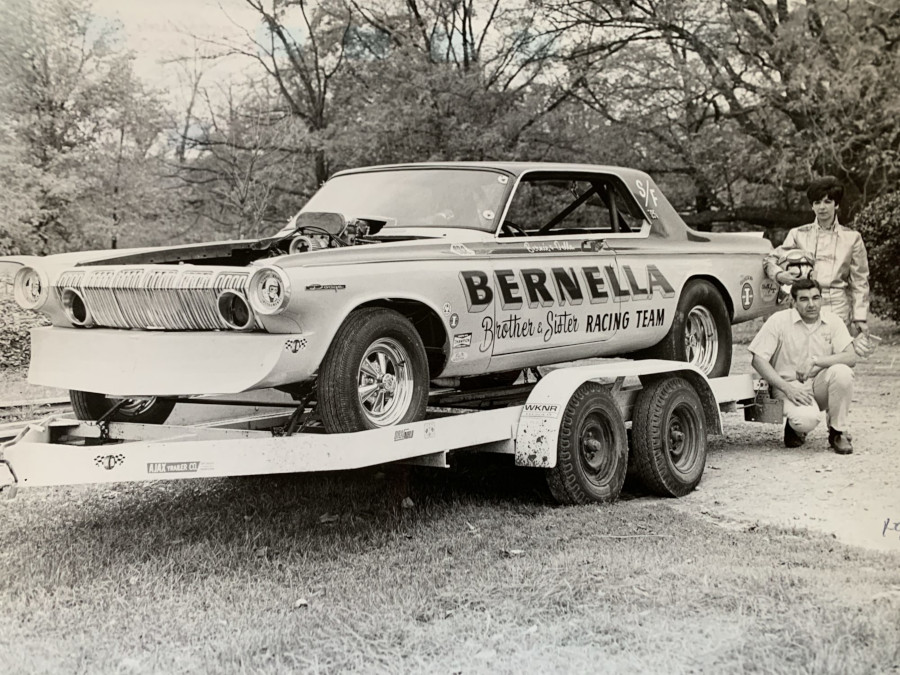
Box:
546;382;627;505
631;376;707;497
650;280;731;377
69;390;175;425
318;307;429;433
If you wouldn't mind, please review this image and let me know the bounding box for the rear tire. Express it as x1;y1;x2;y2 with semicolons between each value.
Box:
546;383;628;504
644;280;731;377
630;376;707;497
69;390;175;425
318;307;429;433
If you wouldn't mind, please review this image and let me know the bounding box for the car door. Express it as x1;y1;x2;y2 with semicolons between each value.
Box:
487;173;627;357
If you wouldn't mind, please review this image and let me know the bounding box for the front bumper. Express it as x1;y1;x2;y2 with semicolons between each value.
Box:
28;327;316;395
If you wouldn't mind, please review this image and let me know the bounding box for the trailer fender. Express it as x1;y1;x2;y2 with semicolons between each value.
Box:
514;360;723;468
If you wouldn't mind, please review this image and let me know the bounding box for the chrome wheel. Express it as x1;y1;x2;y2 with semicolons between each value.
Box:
684;305;718;374
357;337;414;426
109;397;160;416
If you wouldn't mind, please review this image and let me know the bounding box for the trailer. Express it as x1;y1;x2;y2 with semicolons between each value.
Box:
0;360;760;505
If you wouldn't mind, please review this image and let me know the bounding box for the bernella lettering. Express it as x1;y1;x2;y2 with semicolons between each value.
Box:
459;265;674;312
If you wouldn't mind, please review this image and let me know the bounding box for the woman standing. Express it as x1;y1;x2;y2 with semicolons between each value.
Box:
765;176;870;335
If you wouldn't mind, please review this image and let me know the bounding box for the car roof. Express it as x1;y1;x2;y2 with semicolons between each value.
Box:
333;161;651;182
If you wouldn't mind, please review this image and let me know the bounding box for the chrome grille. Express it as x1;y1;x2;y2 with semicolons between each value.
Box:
55;266;252;330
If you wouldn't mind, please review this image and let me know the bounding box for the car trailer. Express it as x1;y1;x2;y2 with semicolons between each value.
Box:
0;360;762;505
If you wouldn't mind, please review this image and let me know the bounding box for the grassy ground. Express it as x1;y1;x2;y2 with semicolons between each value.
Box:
1;463;898;674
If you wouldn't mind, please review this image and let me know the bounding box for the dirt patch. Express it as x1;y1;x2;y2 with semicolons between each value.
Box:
669;337;900;554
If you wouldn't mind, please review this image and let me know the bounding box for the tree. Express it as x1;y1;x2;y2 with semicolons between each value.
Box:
537;0;900;229
0;0;168;253
855;191;900;322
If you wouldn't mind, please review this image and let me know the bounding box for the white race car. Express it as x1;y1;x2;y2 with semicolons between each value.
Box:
2;162;778;432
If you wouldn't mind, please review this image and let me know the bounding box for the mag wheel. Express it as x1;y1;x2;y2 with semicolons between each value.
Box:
630;376;707;497
546;382;628;505
69;390;175;425
318;307;429;433
652;280;731;377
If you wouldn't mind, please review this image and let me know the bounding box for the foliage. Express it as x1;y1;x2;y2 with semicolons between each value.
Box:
0;296;49;370
854;191;900;323
0;0;168;254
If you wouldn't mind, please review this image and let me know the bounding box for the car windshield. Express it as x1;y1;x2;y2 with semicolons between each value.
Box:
298;168;511;233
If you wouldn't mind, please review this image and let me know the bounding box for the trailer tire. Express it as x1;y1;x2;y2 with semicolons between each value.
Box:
546;382;627;505
318;307;429;433
630;376;706;497
69;390;175;425
648;280;731;378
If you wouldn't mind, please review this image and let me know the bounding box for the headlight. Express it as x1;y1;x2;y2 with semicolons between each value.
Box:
248;266;291;315
13;266;49;310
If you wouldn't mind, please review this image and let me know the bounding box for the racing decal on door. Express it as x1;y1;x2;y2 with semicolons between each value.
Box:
458;264;675;353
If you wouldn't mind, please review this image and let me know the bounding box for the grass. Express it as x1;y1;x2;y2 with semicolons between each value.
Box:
1;462;899;674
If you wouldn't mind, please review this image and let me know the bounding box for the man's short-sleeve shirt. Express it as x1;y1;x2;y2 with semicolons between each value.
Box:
748;308;853;381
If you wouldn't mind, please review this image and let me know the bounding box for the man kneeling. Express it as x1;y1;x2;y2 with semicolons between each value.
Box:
748;278;858;454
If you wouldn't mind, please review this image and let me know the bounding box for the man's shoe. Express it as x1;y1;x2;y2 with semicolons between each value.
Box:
784;420;806;448
829;427;853;455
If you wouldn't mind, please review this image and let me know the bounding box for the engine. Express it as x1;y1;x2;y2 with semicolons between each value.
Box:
283;211;370;254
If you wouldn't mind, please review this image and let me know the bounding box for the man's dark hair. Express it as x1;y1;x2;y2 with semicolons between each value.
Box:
806;176;844;205
790;277;821;299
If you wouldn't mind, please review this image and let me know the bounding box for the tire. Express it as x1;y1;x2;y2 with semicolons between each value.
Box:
69;390;175;425
318;307;429;433
459;370;521;390
630;376;707;497
649;279;731;378
545;382;628;505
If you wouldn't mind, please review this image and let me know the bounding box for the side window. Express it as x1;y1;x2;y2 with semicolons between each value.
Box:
502;174;649;236
504;179;608;234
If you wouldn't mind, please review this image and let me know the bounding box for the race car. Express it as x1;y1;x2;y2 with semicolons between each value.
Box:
1;162;779;433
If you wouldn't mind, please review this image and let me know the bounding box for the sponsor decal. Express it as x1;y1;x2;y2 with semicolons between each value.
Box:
760;279;778;302
305;283;346;292
94;454;125;470
450;243;476;257
284;338;308;353
458;264;675;313
498;175;509;184
450;351;468;362
524;241;575;254
740;283;754;310
442;302;452;315
522;403;561;418
449;313;459;329
635;178;659;209
394;428;414;441
424;422;435;439
147;461;202;474
453;333;472;348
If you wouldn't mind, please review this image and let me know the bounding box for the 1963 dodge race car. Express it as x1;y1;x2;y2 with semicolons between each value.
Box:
2;162;779;432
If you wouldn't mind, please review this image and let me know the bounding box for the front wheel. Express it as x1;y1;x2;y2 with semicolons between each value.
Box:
318;308;429;433
630;376;707;497
69;390;175;425
545;383;628;505
648;280;732;377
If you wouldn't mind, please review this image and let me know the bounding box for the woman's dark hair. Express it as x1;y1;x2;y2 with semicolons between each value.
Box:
806;176;844;205
790;277;821;299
